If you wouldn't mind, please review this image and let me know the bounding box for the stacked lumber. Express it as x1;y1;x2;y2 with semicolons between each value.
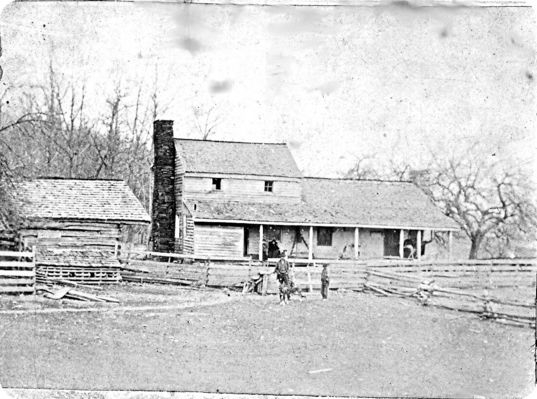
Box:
0;250;35;294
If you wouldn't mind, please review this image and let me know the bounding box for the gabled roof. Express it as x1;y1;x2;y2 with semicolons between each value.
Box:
15;178;150;224
185;178;459;230
175;138;302;178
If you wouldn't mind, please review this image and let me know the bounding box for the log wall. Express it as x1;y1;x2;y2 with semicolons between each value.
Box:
21;221;122;285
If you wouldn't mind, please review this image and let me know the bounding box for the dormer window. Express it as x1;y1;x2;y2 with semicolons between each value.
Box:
264;181;273;193
212;178;222;190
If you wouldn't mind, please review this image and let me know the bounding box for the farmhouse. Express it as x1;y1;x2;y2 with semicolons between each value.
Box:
9;178;150;283
151;120;458;260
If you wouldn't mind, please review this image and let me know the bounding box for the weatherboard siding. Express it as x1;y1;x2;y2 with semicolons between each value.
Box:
183;176;301;203
194;225;244;258
184;217;195;255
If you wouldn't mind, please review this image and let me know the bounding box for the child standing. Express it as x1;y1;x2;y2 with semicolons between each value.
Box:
321;264;329;300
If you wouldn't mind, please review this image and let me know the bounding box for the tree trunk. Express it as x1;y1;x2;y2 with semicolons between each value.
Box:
468;237;482;259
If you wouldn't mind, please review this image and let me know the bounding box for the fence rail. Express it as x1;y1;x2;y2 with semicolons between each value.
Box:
0;249;36;294
119;251;537;327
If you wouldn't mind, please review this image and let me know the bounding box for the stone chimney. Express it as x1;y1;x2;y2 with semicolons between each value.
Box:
151;120;176;253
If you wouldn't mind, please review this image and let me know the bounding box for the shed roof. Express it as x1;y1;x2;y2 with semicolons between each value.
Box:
175;138;302;178
185;178;459;230
15;178;150;224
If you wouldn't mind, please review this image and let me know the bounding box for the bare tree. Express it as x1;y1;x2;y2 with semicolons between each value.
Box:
193;104;222;140
0;83;50;228
345;154;380;180
0;62;167;215
415;156;536;259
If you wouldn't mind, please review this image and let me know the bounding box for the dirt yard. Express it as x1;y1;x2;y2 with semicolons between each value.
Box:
0;284;534;398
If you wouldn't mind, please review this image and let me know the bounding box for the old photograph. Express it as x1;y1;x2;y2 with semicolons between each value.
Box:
0;0;535;398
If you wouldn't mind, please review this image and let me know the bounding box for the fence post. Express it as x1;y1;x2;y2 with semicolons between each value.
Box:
307;262;313;293
32;246;36;294
205;258;211;287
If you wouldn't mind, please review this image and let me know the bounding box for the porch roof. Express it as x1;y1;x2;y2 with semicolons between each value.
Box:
184;178;459;231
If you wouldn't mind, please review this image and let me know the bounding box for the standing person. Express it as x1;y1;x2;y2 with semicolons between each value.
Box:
274;250;290;304
321;264;330;300
268;239;280;259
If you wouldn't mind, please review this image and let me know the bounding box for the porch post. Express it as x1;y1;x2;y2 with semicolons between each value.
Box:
399;229;404;258
308;226;314;261
259;224;264;261
448;230;453;260
354;227;359;259
417;230;422;260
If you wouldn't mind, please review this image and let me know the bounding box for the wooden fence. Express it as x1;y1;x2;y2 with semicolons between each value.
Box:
364;267;535;327
365;259;537;289
0;249;36;294
119;251;368;293
119;252;537;291
119;252;536;326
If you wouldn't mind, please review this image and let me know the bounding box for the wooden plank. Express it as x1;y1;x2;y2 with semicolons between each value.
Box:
195;225;244;258
0;278;35;285
0;261;35;269
207;264;251;271
0;251;34;258
0;270;34;277
0;286;35;293
354;227;359;259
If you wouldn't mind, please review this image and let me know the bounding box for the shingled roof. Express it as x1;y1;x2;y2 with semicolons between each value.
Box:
15;178;150;224
175;139;302;178
185;178;458;230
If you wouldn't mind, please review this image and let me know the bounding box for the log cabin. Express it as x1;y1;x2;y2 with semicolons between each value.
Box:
151;120;459;261
10;178;150;284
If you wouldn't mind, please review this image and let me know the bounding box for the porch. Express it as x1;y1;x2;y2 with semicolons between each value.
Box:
188;221;455;261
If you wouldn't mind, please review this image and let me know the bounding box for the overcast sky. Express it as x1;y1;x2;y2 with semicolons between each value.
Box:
0;1;535;177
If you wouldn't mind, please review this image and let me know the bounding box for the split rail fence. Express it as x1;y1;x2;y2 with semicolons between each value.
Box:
0;249;36;294
119;252;537;327
119;251;367;293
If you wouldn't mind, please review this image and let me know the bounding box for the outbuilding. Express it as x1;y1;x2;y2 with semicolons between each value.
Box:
11;178;150;284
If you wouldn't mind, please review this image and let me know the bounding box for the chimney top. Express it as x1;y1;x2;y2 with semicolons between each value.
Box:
154;120;174;126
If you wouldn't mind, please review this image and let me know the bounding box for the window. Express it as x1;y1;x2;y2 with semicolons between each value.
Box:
317;227;333;246
212;178;222;190
264;181;274;192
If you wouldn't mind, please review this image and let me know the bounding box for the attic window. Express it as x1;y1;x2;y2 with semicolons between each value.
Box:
264;181;274;192
212;178;222;190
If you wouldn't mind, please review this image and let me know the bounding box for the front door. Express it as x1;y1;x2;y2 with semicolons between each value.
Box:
383;229;399;257
243;227;249;256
